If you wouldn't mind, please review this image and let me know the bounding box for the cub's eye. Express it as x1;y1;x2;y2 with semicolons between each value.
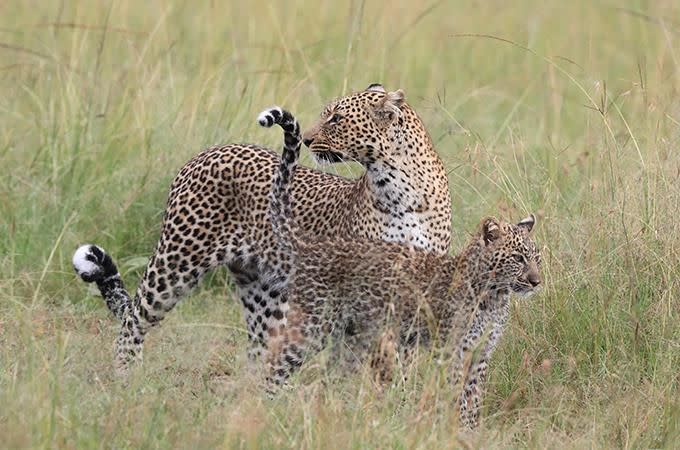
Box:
328;113;343;125
512;254;525;263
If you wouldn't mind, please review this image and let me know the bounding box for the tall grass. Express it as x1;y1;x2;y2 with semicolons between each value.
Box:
1;0;678;448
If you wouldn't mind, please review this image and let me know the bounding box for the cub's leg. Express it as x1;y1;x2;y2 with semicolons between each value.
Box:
265;305;326;393
233;276;290;362
459;300;509;429
369;328;399;389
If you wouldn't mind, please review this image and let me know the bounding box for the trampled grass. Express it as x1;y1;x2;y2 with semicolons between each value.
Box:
1;0;679;448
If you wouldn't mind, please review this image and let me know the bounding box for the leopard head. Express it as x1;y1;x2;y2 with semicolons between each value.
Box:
302;83;406;166
481;214;542;297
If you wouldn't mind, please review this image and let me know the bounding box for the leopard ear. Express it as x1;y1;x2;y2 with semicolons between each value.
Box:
385;89;405;108
517;214;536;232
365;83;386;93
481;217;501;245
371;89;405;124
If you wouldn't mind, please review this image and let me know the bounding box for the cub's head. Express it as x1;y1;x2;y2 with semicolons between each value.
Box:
480;214;542;297
302;83;407;166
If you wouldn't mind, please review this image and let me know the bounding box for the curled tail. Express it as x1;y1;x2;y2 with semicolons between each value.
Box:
72;244;130;320
257;106;302;255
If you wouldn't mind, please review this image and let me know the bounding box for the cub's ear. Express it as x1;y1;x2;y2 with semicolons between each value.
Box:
481;217;501;245
365;83;386;93
371;89;406;125
517;214;536;232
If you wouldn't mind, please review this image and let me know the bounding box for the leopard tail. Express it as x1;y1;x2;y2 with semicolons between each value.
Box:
72;244;131;321
257;106;303;261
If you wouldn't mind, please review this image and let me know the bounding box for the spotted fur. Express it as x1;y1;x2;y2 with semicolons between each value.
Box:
72;84;452;373
264;110;542;432
457;216;541;428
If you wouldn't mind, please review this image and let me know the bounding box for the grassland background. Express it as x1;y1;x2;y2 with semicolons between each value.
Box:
1;0;679;448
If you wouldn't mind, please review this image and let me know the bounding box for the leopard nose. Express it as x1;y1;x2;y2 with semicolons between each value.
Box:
527;273;541;287
303;138;313;147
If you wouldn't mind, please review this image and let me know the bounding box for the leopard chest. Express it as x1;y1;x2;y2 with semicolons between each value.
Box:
380;211;434;250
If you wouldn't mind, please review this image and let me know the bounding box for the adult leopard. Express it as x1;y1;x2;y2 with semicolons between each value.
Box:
72;84;452;373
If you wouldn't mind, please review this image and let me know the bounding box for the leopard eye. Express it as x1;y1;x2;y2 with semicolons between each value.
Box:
512;254;525;263
328;113;343;125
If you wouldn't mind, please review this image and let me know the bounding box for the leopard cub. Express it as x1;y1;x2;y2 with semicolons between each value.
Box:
258;106;541;427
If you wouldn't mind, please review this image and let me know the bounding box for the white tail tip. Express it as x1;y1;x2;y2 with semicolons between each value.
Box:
72;244;102;278
257;106;282;128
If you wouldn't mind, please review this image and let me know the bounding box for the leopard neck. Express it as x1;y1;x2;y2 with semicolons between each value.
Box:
350;106;451;252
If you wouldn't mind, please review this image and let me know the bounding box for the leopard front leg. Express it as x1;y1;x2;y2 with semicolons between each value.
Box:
459;298;509;429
